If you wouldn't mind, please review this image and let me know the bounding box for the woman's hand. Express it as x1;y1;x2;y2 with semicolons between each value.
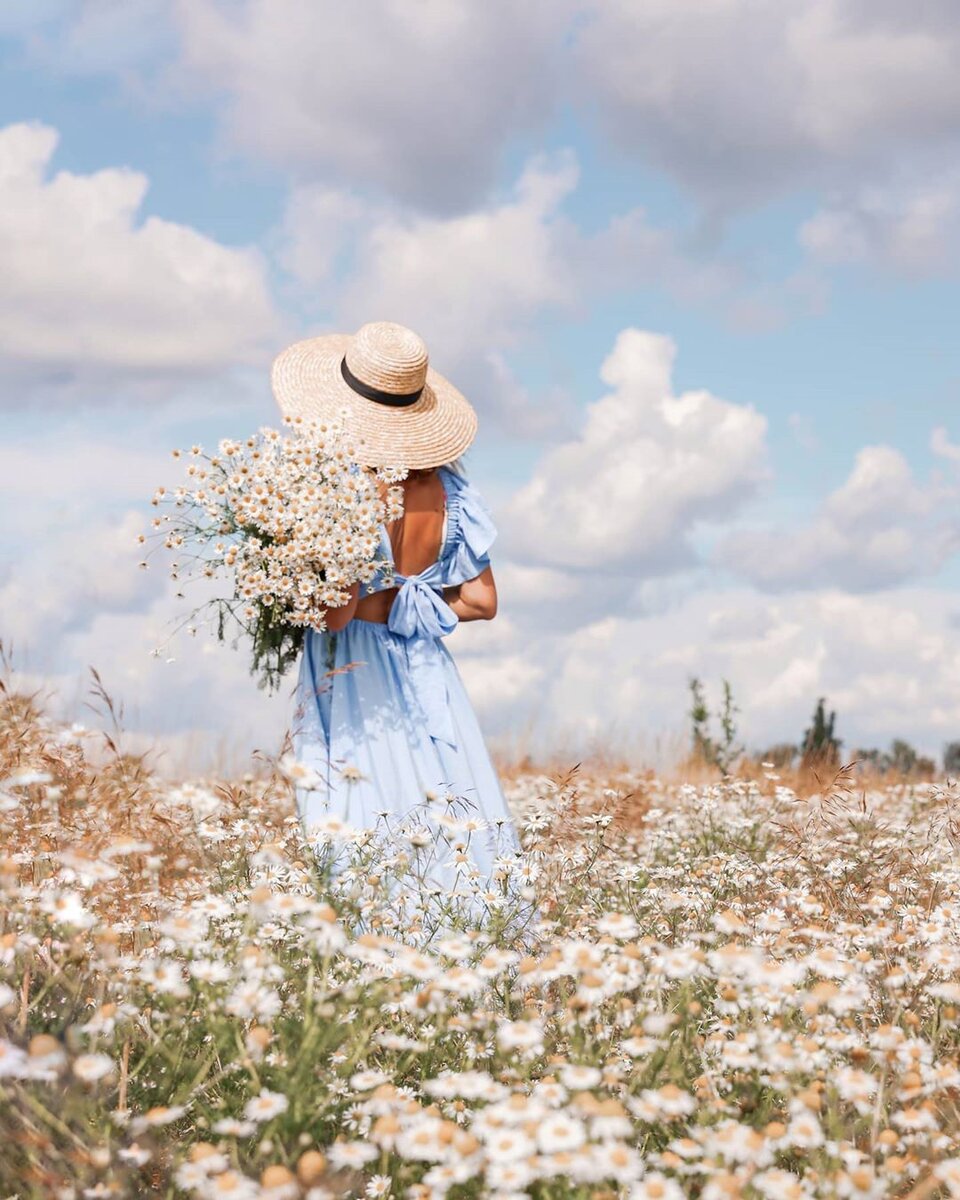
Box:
324;581;360;632
443;566;497;622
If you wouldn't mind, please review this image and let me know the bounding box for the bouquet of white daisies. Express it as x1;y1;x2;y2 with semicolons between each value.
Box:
143;416;404;690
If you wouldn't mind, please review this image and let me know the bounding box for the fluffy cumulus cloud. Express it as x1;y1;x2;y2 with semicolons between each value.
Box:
279;151;745;335
0;435;166;543
10;1;960;296
277;154;752;434
298;154;581;361
454;585;960;764
0;121;278;379
0;414;289;776
504;328;770;572
291;142;781;329
932;427;960;464
575;0;960;207
35;3;960;217
5;324;959;773
0;510;154;657
170;0;566;212
719;445;960;591
2;494;288;777
8;573;289;779
3;3;959;777
799;172;960;275
1;0;174;75
275;154;583;435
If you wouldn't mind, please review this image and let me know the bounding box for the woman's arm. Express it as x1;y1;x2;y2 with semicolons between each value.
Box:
323;581;360;632
443;565;497;622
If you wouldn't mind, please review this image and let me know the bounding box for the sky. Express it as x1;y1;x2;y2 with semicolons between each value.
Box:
3;0;960;774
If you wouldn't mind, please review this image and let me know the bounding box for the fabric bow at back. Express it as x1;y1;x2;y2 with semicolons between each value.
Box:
387;564;459;746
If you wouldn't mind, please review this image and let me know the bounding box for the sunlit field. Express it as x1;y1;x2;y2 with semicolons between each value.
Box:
4;678;960;1200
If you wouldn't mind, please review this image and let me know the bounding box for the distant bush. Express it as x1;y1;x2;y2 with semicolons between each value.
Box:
853;739;937;778
758;742;799;769
801;696;842;772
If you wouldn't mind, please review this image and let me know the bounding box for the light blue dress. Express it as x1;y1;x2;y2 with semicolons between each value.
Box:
291;465;523;893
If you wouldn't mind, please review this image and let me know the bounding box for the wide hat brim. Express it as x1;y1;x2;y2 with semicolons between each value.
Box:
271;333;478;469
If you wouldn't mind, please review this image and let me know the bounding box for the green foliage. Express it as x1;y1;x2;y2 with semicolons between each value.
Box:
759;742;798;769
248;604;305;692
853;746;885;772
889;738;932;776
854;739;937;777
688;676;712;762
801;696;841;771
687;676;744;776
210;596;306;692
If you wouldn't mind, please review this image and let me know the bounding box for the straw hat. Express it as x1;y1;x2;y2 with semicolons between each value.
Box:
271;321;478;469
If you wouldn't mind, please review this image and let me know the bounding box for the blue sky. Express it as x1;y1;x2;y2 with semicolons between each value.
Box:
3;2;960;771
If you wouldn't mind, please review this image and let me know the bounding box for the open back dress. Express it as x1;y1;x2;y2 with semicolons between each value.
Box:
291;465;522;886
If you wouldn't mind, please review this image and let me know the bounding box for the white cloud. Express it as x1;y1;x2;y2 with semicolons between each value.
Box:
0;510;154;653
468;585;960;765
505;328;770;572
7;417;960;775
719;444;960;591
281;154;732;437
932;426;960;464
276;154;590;436
5;0;173;76
456;653;545;716
276;185;369;293
0;121;279;378
171;0;566;211
61;596;288;760
278;151;764;362
0;434;169;527
800;174;960;274
11;602;290;779
26;3;960;218
0;409;294;776
281;154;580;357
12;0;960;303
787;411;821;452
575;0;960;207
0;499;289;777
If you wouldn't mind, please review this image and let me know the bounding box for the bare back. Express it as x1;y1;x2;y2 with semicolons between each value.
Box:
354;470;446;624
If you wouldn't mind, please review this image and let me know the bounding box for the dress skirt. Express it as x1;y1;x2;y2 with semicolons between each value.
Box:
291;618;522;891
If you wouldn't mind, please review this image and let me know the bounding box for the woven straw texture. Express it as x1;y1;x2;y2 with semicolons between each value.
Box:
271;322;478;469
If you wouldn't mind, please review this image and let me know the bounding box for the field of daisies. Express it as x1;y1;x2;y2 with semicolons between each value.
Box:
5;683;960;1200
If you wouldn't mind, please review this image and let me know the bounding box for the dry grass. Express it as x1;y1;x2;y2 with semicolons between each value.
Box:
4;675;960;1199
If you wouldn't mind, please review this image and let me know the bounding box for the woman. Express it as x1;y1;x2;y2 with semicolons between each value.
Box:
271;321;523;897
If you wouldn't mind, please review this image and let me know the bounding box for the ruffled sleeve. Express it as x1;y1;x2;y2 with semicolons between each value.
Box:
440;468;497;586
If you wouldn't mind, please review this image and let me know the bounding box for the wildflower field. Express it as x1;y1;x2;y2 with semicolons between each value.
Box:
5;682;960;1200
